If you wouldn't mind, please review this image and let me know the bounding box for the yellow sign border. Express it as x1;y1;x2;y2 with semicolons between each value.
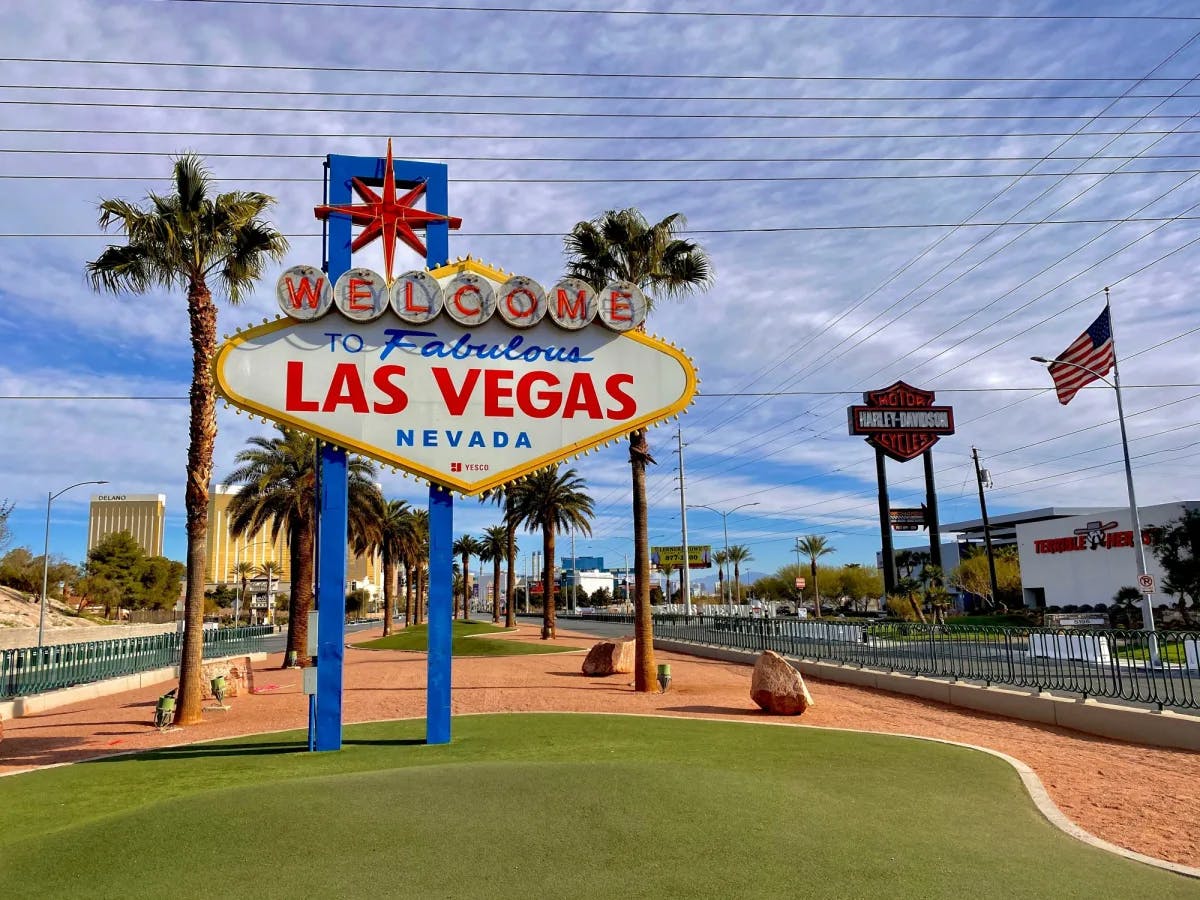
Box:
213;315;697;495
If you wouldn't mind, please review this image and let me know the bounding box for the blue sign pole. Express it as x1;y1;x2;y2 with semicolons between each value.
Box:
314;152;452;751
426;484;453;744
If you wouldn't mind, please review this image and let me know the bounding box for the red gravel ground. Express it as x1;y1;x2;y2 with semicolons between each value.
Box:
2;622;1198;869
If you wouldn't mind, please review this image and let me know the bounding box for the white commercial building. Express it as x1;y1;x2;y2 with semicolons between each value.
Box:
945;501;1197;610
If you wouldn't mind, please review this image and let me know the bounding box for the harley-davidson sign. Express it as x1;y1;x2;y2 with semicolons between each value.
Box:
847;381;955;462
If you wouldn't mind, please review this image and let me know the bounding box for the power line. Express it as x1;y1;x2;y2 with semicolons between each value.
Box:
6;56;1200;82
8;126;1199;140
6;148;1200;164
12;215;1199;239
8;83;1200;102
12;98;1200;120
7;169;1198;184
158;1;1200;22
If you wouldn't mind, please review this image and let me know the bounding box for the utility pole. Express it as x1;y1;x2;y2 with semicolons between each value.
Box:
676;428;692;615
971;446;1000;607
794;537;803;613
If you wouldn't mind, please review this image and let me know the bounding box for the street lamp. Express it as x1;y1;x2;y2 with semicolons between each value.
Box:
40;480;109;647
687;502;760;614
1031;354;1157;644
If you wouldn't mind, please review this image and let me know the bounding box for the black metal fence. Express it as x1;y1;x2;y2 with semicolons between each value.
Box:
1;626;274;701
570;613;1200;711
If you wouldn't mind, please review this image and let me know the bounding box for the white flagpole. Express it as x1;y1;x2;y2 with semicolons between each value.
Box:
1105;287;1158;648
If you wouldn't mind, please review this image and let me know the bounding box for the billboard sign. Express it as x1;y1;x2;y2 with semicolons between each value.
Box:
216;258;697;495
651;545;712;569
847;381;954;462
889;506;927;531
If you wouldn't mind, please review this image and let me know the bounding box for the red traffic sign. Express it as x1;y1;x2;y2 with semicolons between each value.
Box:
795;577;806;589
1138;573;1155;593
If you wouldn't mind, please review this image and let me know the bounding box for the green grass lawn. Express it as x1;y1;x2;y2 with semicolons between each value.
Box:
0;714;1194;899
356;619;582;656
1116;642;1189;664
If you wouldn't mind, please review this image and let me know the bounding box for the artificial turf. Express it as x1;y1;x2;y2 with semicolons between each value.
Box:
356;619;582;655
0;714;1194;899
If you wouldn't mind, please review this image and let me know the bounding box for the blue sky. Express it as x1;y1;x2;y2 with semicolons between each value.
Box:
2;0;1199;581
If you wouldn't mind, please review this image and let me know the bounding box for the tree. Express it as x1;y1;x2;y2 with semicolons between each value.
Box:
509;465;594;639
564;208;713;690
85;531;145;617
361;499;409;636
894;550;930;623
482;487;522;628
453;534;484;620
949;546;1021;611
252;561;284;623
225;425;378;666
87;155;287;725
726;545;753;605
136;556;186;611
712;549;729;605
1111;586;1142;628
399;508;429;627
0;548;42;595
230;560;255;626
840;564;884;611
0;499;12;553
479;525;509;624
796;536;836;618
1151;508;1200;627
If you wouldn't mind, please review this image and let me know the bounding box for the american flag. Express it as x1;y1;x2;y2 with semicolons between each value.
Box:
1048;307;1116;405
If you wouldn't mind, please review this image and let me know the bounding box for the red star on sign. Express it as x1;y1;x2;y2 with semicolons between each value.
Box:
314;139;462;281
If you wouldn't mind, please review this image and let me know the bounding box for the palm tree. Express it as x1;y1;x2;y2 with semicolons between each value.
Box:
712;549;729;607
362;499;410;636
87;154;287;725
482;487;520;628
224;425;378;666
509;465;594;639
453;534;484;620
254;561;283;624
726;545;754;605
231;561;255;626
479;525;509;624
796;535;836;618
399;507;429;627
564;208;712;690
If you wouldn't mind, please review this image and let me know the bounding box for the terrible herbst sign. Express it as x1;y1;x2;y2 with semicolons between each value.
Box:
847;381;955;462
214;258;697;495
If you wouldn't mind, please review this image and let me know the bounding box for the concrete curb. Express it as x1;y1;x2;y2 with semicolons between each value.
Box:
654;638;1200;752
0;652;269;721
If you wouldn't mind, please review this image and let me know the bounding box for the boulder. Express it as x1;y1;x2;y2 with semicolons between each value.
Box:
750;650;814;715
581;639;636;676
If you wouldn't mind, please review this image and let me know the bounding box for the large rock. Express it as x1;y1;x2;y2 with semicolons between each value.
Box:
581;640;635;676
750;650;814;715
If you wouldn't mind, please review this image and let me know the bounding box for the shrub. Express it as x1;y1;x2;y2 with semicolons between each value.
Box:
1079;603;1094;612
1062;604;1079;613
885;594;919;622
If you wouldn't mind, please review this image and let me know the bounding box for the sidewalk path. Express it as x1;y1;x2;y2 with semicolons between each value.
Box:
2;622;1197;869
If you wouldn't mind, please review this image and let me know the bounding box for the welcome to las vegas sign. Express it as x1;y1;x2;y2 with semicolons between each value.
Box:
214;257;698;495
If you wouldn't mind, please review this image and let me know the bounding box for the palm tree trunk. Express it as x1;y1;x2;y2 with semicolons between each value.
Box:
404;562;415;628
382;553;395;637
175;279;217;727
630;429;656;691
504;514;517;629
811;560;821;619
417;567;426;625
287;519;315;665
542;522;556;640
734;564;741;605
492;555;502;623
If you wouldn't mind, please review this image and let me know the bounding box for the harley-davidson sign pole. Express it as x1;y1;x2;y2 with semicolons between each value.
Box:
849;381;954;599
